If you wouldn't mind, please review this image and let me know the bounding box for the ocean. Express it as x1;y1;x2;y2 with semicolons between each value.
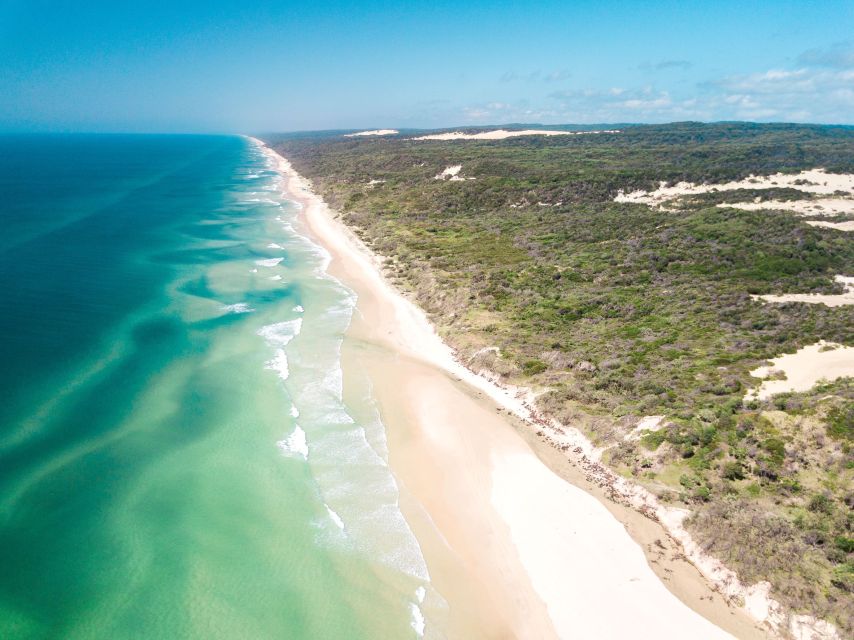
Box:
0;134;431;638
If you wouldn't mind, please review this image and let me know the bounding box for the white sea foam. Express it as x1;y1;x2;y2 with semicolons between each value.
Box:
252;136;432;586
257;319;303;347
255;257;284;267
265;349;289;380
277;425;308;459
269;275;282;281
258;319;303;382
410;602;426;637
267;242;284;249
221;302;254;314
250;268;258;273
325;504;346;530
290;405;300;418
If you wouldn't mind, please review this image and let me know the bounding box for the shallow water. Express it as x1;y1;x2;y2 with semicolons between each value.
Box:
0;134;430;638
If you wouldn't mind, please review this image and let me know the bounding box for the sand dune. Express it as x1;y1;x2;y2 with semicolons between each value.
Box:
752;275;854;307
721;197;854;217
413;128;619;141
344;129;398;137
806;219;854;231
746;341;854;401
616;168;854;208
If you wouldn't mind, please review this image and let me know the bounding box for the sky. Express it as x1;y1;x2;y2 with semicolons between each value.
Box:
1;0;853;132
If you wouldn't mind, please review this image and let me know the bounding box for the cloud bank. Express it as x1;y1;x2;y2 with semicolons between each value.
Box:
455;43;854;125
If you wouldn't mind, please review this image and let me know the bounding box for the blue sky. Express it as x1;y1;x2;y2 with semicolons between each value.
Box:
1;0;853;132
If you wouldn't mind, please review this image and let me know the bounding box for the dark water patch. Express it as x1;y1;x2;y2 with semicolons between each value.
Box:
149;243;264;266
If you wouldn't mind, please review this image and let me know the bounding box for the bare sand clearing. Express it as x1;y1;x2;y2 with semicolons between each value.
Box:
616;168;854;209
434;165;467;181
747;341;854;401
752;275;854;307
413;128;619;141
344;129;399;137
806;219;854;231
247;138;778;639
720;197;854;217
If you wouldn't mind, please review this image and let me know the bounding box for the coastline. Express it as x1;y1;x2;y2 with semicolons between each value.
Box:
250;136;772;639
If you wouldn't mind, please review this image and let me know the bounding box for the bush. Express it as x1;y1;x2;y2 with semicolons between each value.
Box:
826;402;853;441
836;537;854;553
808;494;835;515
521;359;548;376
722;461;746;480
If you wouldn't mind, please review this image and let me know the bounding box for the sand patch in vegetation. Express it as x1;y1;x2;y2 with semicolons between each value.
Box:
746;341;854;401
434;165;472;181
752;275;854;307
616;168;854;209
719;197;854;217
806;219;854;231
414;129;619;141
345;129;398;137
625;415;665;441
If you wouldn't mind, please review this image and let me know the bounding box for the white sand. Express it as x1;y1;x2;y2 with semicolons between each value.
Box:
414;128;619;141
746;341;854;401
616;168;854;207
625;415;665;441
434;165;464;181
806;219;854;231
249;136;840;639
344;129;398;137
720;197;854;217
752;275;854;307
492;453;732;639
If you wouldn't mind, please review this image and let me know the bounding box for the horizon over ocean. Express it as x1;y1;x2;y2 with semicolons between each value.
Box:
0;133;434;639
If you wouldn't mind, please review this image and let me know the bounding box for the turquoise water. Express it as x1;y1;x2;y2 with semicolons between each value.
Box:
0;134;431;638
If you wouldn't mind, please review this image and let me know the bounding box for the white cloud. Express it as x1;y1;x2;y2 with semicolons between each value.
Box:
545;87;694;121
709;66;854;121
453;47;854;126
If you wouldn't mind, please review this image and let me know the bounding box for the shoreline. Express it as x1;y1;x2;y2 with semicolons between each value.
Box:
250;136;773;639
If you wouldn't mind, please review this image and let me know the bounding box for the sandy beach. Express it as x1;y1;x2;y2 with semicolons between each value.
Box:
251;137;770;639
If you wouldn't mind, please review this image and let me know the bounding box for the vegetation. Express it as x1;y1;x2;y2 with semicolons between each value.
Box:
268;122;854;633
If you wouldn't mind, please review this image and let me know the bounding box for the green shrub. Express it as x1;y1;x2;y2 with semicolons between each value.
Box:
521;359;548;376
808;494;834;515
836;537;854;553
722;461;746;481
826;402;853;441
